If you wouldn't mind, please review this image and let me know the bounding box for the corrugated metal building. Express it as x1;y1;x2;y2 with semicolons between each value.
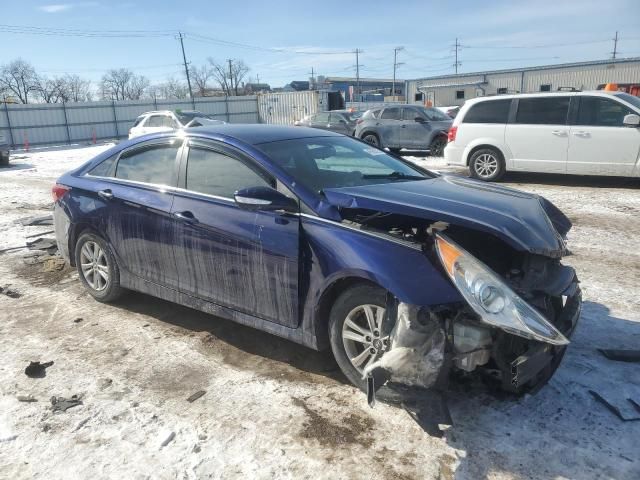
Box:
405;57;640;107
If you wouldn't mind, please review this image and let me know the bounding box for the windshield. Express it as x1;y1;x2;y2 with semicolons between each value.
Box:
614;93;640;111
256;136;431;193
175;111;215;124
418;107;452;121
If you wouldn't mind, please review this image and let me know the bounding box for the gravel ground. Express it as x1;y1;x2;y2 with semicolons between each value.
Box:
0;143;639;480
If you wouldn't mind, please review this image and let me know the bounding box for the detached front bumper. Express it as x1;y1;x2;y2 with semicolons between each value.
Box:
53;203;72;263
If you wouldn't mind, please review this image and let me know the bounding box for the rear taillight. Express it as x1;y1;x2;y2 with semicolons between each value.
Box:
447;125;458;143
52;184;70;202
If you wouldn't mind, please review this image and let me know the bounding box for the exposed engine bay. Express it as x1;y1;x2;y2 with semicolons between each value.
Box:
340;208;582;395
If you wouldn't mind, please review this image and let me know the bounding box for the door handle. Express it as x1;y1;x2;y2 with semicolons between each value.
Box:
551;130;567;137
98;189;114;200
401;125;407;128
173;211;198;223
572;131;590;137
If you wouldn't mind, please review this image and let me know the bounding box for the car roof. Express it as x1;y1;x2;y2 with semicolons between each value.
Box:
187;124;342;145
464;90;621;105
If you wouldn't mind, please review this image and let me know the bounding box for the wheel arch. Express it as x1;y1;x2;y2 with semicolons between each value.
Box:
465;143;507;166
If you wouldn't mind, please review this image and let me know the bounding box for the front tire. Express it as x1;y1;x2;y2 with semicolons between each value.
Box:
361;133;380;147
428;135;447;157
469;148;505;181
329;284;388;390
75;232;124;302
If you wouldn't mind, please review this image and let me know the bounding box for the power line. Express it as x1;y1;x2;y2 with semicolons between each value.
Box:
0;23;173;37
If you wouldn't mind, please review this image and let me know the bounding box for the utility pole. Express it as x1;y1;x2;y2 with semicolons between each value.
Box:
611;31;619;60
309;67;315;89
392;46;404;101
256;73;260;84
228;59;233;96
355;49;361;99
178;32;194;104
453;38;462;74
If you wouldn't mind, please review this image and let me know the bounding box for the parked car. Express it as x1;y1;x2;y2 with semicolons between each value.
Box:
355;105;452;156
0;133;9;166
294;110;362;135
445;91;640;181
128;110;226;139
436;105;461;118
53;125;580;394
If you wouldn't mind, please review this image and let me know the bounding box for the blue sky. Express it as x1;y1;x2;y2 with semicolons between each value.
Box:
2;0;640;89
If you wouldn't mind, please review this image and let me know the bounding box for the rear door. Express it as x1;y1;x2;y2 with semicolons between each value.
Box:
505;96;571;173
102;138;182;288
567;95;640;176
170;139;300;327
378;107;403;147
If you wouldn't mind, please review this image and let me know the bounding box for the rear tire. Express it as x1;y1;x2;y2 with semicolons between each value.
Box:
329;284;387;391
389;147;402;154
0;153;9;167
469;147;505;181
361;133;380;147
74;232;124;303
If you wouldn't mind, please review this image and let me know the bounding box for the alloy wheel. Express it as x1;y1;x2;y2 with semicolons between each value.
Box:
341;304;389;373
363;134;379;146
430;137;446;156
80;241;109;291
473;153;499;178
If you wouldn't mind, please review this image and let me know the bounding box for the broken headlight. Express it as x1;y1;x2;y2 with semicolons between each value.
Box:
435;233;569;346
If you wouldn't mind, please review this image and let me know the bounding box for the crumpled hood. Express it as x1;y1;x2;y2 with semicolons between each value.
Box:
322;175;571;258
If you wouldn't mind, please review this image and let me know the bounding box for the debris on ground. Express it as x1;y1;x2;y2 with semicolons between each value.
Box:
24;361;54;378
401;389;453;438
18;214;53;227
0;285;21;298
26;237;58;254
98;378;112;390
598;349;640;363
589;390;640;421
186;390;206;403
42;256;65;272
25;230;55;238
73;417;91;432
73;317;83;323
50;395;83;412
17;395;37;402
160;431;176;448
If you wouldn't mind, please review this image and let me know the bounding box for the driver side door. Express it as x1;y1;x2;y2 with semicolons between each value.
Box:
171;139;301;327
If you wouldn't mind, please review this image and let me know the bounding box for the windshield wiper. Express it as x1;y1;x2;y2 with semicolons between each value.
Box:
361;171;425;180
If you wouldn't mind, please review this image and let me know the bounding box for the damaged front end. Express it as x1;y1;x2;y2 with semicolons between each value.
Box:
324;181;582;398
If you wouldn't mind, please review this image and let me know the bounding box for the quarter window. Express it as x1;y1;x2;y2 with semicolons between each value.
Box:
463;99;511;124
88;153;118;177
380;107;401;120
515;97;570;125
186;147;271;198
576;97;632;127
115;144;179;185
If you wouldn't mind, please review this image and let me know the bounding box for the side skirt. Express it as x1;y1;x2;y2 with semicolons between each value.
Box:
120;271;320;350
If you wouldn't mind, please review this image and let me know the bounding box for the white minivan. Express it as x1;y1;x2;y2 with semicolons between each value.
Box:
444;91;640;181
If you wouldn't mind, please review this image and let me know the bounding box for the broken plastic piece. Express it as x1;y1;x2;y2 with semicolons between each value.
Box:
402;389;452;438
51;395;83;412
589;390;640;422
25;361;54;378
187;390;206;403
598;349;640;363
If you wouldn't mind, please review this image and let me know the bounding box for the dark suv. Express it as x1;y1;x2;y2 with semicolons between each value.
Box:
354;105;452;156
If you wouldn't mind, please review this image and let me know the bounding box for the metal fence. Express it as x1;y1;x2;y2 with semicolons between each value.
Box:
0;92;405;148
0;96;258;148
345;101;404;112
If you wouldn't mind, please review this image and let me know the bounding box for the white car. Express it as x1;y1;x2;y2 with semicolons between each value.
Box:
128;110;226;139
0;132;9;166
444;91;640;181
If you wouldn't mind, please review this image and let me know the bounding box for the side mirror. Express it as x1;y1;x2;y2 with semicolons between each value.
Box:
415;117;427;123
339;119;347;124
234;186;298;212
623;113;640;127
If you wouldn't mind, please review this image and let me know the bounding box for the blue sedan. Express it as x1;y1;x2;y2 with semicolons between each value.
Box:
53;125;581;393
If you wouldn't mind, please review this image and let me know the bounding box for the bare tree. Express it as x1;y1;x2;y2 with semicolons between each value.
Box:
60;74;92;102
207;58;249;96
101;68;149;101
190;64;215;97
149;77;189;100
0;59;40;104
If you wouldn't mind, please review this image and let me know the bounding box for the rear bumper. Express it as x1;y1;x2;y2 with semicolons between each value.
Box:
53;203;72;263
443;143;465;166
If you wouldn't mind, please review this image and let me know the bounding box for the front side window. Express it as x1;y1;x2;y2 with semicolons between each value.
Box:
314;113;330;123
463;99;511;124
115;143;179;185
330;113;346;123
380;108;401;120
186;147;271;198
132;116;145;127
515;97;570;125
163;116;179;128
576;97;632;127
256;136;431;193
402;108;423;121
421;107;452;121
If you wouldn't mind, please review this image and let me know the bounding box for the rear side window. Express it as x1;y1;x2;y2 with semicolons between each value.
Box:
576;97;632;127
515;97;570;125
186;148;271;198
115;144;179;185
463;100;511;124
380;108;401;120
145;115;165;128
88;153;118;177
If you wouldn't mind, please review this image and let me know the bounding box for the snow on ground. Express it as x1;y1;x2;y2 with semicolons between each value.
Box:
0;144;639;479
